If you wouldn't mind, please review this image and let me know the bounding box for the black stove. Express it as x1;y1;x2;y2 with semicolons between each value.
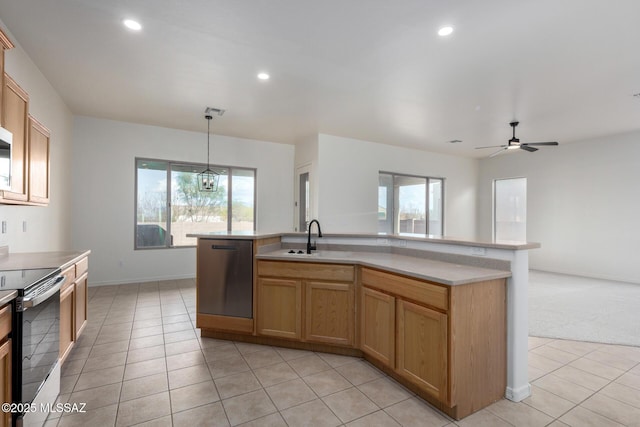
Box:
0;267;63;427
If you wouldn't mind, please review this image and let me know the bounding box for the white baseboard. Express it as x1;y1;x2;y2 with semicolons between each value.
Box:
505;383;531;402
88;274;195;287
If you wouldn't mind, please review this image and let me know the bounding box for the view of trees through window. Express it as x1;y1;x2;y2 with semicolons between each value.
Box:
136;159;255;248
378;172;444;236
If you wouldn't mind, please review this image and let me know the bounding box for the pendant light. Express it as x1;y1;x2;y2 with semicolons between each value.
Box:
198;107;225;192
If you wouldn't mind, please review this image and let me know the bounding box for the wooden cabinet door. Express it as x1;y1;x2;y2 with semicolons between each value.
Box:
1;74;28;202
361;287;395;366
75;272;88;337
396;299;448;402
59;283;75;362
256;278;302;339
0;339;11;427
27;116;50;204
305;281;354;346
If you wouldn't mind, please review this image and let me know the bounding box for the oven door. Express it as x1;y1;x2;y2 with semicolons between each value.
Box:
13;275;63;425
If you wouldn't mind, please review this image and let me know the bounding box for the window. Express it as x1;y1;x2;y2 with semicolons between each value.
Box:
378;172;444;236
494;177;526;241
135;158;255;249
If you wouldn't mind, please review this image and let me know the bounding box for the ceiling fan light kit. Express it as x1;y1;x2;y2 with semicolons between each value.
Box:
477;121;559;157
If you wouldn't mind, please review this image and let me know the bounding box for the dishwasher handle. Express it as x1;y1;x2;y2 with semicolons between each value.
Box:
211;245;238;250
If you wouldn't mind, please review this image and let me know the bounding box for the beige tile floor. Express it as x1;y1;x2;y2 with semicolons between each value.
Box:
43;278;640;427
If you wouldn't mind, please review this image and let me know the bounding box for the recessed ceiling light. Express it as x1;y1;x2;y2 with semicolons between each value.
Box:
257;73;270;80
123;19;142;31
438;26;454;36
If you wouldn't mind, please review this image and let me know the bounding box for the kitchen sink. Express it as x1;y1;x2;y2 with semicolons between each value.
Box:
282;250;352;258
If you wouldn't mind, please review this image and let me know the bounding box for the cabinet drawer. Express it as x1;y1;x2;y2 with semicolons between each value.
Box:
75;257;89;277
361;268;448;311
0;304;10;338
60;266;76;292
258;261;354;282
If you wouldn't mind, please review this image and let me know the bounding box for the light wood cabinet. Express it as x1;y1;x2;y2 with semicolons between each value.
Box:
0;302;11;427
304;281;354;346
59;278;75;363
396;298;448;403
60;256;90;364
256;277;302;339
75;272;88;337
360;286;395;366
27;116;50;204
0;74;29;202
361;267;506;419
257;261;356;346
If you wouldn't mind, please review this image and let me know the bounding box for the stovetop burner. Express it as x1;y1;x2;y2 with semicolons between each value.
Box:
0;268;60;291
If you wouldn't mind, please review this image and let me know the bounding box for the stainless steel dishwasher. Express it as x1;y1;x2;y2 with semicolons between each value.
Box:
197;238;253;318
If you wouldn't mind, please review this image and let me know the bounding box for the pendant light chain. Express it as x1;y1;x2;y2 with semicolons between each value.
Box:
206;115;212;169
198;110;221;192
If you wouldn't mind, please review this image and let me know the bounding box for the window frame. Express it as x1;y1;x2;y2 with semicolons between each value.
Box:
378;171;445;236
134;157;257;250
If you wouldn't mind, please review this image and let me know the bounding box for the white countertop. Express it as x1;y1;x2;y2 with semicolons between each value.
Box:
187;231;282;240
188;231;540;250
256;249;511;286
0;250;91;271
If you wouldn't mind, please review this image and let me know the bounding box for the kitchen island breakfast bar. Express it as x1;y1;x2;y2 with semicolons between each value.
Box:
188;231;539;420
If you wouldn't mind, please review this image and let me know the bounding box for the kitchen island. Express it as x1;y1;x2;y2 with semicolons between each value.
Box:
189;231;539;419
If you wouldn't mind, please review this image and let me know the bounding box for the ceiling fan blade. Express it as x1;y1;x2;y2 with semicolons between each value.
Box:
476;145;507;149
520;145;538;152
522;141;558;146
489;148;508;157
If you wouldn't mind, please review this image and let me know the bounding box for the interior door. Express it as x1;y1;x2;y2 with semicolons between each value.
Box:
294;164;311;232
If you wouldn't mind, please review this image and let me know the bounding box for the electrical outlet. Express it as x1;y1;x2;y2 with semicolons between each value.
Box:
1;221;6;234
22;221;27;232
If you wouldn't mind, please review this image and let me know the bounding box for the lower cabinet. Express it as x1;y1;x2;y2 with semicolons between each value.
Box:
304;281;354;346
396;298;448;403
59;280;75;362
256;261;355;346
75;272;88;337
0;303;11;427
256;278;302;339
360;286;395;366
59;255;89;364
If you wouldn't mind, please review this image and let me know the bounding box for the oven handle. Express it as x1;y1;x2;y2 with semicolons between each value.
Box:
22;276;65;310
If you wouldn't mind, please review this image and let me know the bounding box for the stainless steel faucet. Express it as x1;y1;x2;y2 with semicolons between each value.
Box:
307;219;323;254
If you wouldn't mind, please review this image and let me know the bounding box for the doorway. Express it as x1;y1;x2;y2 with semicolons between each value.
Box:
494;177;527;241
295;164;311;232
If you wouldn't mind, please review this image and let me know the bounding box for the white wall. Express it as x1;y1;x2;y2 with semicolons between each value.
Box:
0;22;74;252
477;130;640;284
316;134;478;237
72;117;294;285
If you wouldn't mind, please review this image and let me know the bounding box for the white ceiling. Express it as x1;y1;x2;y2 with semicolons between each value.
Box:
1;0;639;158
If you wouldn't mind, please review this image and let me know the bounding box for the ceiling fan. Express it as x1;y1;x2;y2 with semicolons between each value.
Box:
476;121;559;157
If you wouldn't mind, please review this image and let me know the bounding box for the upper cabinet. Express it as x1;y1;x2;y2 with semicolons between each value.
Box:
27;116;50;204
1;74;29;202
0;29;51;206
0;29;14;121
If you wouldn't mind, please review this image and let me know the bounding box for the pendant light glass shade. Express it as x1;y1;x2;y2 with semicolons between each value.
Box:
198;113;220;192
